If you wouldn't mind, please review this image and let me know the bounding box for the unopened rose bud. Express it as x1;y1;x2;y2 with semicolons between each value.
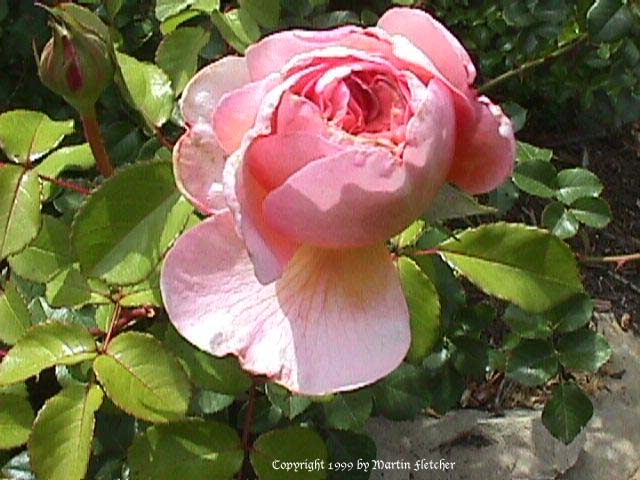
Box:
37;15;114;115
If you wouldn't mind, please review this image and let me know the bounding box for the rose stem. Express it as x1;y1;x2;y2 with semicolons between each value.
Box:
81;107;114;178
38;173;92;195
238;380;259;480
579;252;640;268
479;34;588;93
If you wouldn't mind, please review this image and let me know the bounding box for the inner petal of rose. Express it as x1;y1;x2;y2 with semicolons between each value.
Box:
286;59;413;147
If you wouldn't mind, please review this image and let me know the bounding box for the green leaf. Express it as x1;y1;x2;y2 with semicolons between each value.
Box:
251;427;328;480
325;431;376;480
0;282;31;345
93;332;191;422
542;382;593;444
555;168;603;205
156;27;210;95
211;8;260;54
550;294;594;333
45;265;110;308
156;0;193;21
569;197;611;228
0;391;34;449
239;0;281;28
513;160;558;198
119;270;162;307
115;52;174;127
516;141;553;163
321;390;373;430
504;305;553;339
29;384;103;480
424;362;465;414
238;396;283;434
0;322;97;386
160;10;202;34
0;165;41;260
507;339;558;386
165;326;251;395
451;336;489;378
397;257;441;364
265;383;311;419
392;219;425;249
438;223;583;313
190;390;235;415
424;183;497;222
454;303;494;333
557;329;612;372
128;420;243;480
0;110;74;164
72;161;193;285
155;0;219;21
542;202;579;239
372;363;428;420
34;144;95;200
587;0;636;42
8;215;74;283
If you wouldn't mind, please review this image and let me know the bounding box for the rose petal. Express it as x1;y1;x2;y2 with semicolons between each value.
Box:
378;8;476;91
181;56;251;126
246;132;342;191
275;92;326;135
447;96;516;194
160;212;410;395
224;150;300;284
213;75;280;154
245;26;384;80
262;78;455;247
173;124;227;214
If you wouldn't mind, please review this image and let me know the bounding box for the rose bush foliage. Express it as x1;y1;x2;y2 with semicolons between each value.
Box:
0;1;620;479
162;7;516;395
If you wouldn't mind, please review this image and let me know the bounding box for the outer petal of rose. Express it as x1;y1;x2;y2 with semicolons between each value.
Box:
262;79;455;247
181;56;250;126
447;96;516;194
245;26;392;80
160;212;410;395
378;8;476;91
173;124;227;214
213;75;280;154
225;149;300;284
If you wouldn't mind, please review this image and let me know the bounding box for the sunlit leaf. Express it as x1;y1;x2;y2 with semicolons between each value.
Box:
0;322;97;386
0;110;74;164
93;332;191;422
72;161;192;285
0;282;31;345
438;223;583;313
115;52;174;127
0;165;41;260
29;384;103;480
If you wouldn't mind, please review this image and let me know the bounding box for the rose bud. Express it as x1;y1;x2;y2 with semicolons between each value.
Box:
37;17;113;115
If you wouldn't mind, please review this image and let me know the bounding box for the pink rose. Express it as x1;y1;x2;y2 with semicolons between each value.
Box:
161;8;515;394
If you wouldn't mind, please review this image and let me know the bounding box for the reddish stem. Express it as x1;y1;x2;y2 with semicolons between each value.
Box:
580;252;640;269
408;248;440;257
38;174;92;195
0;349;7;361
81;108;114;178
